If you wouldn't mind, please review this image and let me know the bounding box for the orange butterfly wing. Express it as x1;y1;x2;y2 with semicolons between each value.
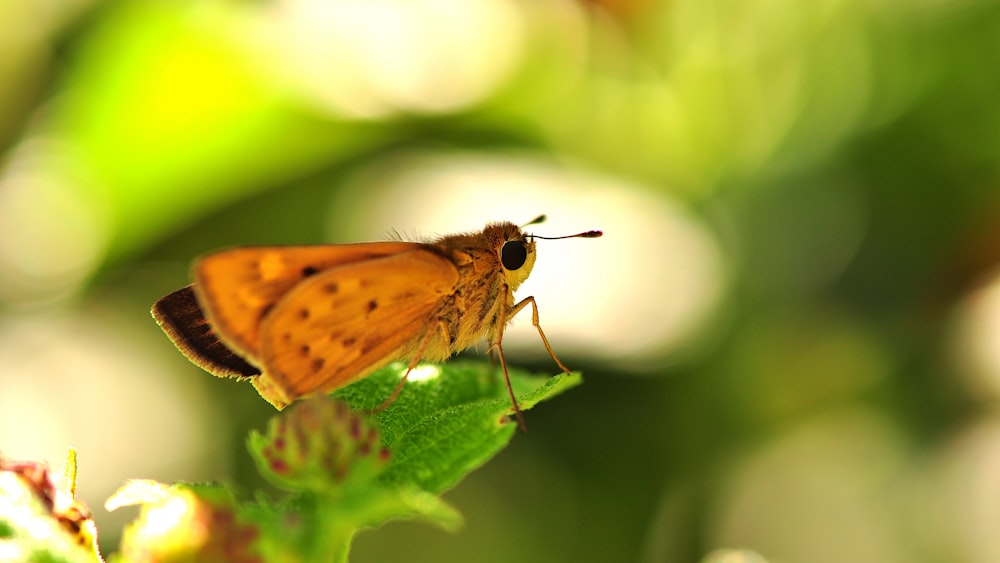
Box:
193;242;420;360
254;248;459;408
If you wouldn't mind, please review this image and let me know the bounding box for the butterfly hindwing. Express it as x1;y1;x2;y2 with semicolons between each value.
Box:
151;285;261;379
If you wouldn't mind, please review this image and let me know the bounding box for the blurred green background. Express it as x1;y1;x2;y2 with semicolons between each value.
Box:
3;0;1000;561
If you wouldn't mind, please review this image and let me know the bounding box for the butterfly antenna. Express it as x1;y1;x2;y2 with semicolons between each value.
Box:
532;229;603;240
522;215;602;239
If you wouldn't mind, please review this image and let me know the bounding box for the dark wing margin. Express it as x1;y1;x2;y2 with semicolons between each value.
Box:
151;285;262;379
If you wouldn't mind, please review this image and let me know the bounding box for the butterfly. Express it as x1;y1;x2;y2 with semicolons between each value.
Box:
152;216;601;429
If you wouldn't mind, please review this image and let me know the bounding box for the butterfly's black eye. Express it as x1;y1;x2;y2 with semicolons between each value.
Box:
501;240;528;270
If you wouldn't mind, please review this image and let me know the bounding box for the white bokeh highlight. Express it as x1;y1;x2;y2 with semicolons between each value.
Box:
249;0;528;118
948;269;1000;401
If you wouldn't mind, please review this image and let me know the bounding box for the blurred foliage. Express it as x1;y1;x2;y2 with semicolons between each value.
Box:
3;0;1000;561
0;451;101;562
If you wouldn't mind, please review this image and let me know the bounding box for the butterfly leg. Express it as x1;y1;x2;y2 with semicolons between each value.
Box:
488;294;571;431
374;320;449;412
491;290;530;431
506;296;572;374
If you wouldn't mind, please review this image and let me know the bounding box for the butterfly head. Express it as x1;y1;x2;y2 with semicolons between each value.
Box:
499;229;537;293
496;215;603;293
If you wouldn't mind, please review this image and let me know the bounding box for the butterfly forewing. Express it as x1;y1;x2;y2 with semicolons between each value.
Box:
255;249;459;405
194;242;421;359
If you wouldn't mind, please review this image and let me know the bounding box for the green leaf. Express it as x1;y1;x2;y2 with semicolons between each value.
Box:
334;360;582;494
241;484;461;563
